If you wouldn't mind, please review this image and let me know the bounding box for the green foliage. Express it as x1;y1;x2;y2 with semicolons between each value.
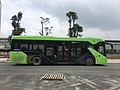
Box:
12;28;25;35
10;11;25;36
66;11;83;37
72;23;83;37
39;17;53;36
44;26;53;36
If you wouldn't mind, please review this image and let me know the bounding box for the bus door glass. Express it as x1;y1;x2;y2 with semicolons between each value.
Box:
57;45;63;61
71;42;82;61
57;45;69;62
46;44;54;56
64;46;69;61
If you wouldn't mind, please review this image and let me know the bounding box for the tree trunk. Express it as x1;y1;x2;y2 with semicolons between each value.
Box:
41;22;43;36
73;20;75;37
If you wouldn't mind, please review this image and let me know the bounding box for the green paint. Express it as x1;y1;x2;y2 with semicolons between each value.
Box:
10;51;27;64
88;48;108;64
11;36;104;44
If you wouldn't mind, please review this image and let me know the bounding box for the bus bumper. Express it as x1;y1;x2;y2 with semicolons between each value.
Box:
10;51;27;64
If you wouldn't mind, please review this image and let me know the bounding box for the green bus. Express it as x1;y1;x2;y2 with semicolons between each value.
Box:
10;36;108;65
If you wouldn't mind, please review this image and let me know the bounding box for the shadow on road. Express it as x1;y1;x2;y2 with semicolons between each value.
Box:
12;64;106;66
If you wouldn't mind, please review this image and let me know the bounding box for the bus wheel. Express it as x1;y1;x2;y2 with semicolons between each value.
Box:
84;57;94;66
32;57;41;66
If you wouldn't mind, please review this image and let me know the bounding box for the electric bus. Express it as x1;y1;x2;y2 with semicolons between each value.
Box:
10;36;108;65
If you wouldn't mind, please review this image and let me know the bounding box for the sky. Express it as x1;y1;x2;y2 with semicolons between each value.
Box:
0;0;120;39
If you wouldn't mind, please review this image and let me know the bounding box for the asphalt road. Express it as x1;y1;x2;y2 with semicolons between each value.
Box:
0;63;120;90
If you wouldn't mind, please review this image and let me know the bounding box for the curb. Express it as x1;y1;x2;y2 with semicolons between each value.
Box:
108;60;120;63
0;58;10;63
0;61;10;63
108;59;120;63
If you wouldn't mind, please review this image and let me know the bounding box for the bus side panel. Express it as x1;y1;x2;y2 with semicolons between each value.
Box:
10;51;27;64
88;48;108;64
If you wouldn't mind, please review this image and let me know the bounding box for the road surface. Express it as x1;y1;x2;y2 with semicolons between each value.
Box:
0;63;120;90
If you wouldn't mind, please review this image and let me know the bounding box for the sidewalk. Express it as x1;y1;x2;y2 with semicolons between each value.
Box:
0;58;120;63
0;58;9;63
108;59;120;63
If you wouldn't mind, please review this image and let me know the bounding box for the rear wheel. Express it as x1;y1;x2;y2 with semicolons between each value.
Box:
32;57;41;66
84;57;94;66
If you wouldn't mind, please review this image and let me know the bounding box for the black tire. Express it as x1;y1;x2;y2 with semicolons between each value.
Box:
84;57;94;66
32;57;41;66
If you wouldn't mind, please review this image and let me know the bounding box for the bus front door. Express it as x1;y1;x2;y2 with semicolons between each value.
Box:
57;45;69;62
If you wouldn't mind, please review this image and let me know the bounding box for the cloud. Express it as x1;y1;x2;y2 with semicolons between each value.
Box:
0;22;12;38
1;0;120;39
83;28;120;40
11;0;120;31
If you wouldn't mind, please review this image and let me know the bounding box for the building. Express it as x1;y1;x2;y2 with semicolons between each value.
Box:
0;38;10;58
105;40;120;59
0;38;10;49
105;40;120;54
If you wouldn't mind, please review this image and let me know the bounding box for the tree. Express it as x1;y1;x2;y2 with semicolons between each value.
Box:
39;17;53;36
17;12;23;22
44;26;53;36
39;17;50;36
10;11;25;35
66;11;78;37
66;11;83;37
72;23;83;37
66;11;72;29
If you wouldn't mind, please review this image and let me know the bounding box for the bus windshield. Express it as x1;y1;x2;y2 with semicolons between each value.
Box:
96;42;106;56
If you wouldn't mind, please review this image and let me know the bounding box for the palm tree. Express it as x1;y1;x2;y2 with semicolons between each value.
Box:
44;26;53;36
73;23;83;37
72;12;78;27
17;12;23;22
12;28;25;35
10;11;25;35
11;15;17;30
66;11;72;28
66;11;78;37
40;17;50;36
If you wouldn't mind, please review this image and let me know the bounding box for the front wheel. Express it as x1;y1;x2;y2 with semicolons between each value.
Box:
84;57;94;66
32;57;41;66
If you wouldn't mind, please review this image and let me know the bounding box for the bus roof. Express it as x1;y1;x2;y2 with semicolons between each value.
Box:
11;36;104;44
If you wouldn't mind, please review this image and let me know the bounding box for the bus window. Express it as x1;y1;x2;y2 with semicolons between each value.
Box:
77;47;81;55
38;44;44;53
71;45;76;56
88;45;94;49
29;44;32;50
46;44;54;56
71;43;81;56
98;45;104;55
33;44;38;50
58;46;62;55
13;43;21;50
33;44;44;53
96;43;105;56
21;44;28;50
